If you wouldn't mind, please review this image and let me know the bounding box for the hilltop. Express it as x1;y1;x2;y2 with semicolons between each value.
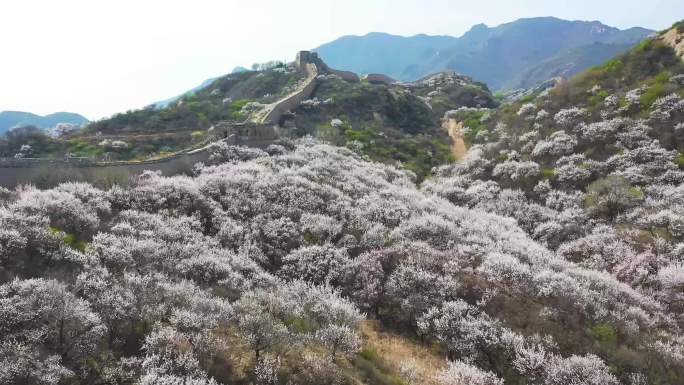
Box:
6;52;496;179
314;17;653;90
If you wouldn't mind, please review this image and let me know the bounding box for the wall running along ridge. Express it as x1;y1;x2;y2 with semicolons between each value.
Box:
0;51;363;188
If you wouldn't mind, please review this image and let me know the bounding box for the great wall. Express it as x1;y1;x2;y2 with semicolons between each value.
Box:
0;51;365;188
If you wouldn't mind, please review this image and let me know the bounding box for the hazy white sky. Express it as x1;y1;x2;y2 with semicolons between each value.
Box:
1;0;682;119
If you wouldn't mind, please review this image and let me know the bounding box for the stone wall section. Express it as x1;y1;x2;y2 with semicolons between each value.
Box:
0;51;369;188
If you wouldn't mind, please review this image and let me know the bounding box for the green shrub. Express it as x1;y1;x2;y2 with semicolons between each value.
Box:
640;83;665;108
589;90;610;106
519;94;535;103
50;227;88;252
303;232;318;244
676;153;684;168
345;128;377;142
229;99;252;120
602;59;624;73
584;176;644;221
540;167;556;180
589;324;618;345
674;20;684;34
493;91;506;103
354;348;407;385
634;39;652;53
358;347;378;361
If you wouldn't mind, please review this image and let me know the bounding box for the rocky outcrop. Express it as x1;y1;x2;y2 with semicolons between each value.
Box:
660;27;684;59
502;77;563;102
327;69;360;82
412;71;479;88
363;73;396;85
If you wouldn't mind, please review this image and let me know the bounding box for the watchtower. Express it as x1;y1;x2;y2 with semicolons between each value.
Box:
295;51;328;73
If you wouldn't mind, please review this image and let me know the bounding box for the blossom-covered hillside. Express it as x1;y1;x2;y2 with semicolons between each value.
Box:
1;138;681;385
420;27;684;384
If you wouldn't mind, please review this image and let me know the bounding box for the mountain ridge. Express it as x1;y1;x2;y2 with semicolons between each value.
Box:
145;18;652;110
313;17;653;89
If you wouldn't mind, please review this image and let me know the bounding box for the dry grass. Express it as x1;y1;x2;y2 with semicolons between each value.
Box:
661;27;684;59
359;320;447;385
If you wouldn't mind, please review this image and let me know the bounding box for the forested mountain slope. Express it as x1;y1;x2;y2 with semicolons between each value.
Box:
420;25;684;383
315;17;653;89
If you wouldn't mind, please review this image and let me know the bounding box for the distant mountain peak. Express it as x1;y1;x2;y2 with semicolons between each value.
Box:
590;24;610;34
468;23;488;31
0;110;88;134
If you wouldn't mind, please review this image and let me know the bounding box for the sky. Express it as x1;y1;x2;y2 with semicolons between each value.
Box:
1;0;682;120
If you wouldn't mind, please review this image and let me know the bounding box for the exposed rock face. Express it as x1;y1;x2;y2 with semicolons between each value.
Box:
330;118;344;128
661;27;684;59
503;77;563;102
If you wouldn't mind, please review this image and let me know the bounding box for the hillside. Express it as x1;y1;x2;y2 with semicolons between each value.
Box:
288;70;496;177
0;65;309;162
314;17;653;90
88;65;307;135
1;137;681;385
10;56;496;178
424;24;684;384
152;77;219;108
0;110;88;134
152;67;257;108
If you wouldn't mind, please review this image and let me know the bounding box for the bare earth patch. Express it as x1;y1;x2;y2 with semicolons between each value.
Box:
442;118;467;160
360;321;446;385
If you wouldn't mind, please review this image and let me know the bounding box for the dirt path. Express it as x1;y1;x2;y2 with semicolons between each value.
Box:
442;118;467;160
